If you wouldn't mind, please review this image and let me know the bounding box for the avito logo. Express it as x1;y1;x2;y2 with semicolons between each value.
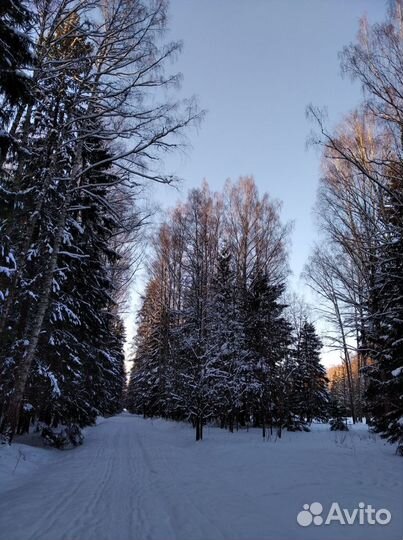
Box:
297;501;391;527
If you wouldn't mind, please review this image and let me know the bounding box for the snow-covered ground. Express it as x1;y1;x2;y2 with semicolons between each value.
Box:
0;413;401;540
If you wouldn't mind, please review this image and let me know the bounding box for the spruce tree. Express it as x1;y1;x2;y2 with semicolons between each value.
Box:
127;279;172;418
245;269;292;437
0;0;33;112
15;138;126;434
366;164;403;452
329;397;349;431
208;246;249;431
294;321;329;423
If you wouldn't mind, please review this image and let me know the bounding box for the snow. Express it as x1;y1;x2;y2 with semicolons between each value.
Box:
0;266;14;277
0;440;58;493
0;414;402;540
391;366;403;377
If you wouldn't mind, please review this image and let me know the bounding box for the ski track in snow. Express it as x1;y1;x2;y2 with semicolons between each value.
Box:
0;413;402;540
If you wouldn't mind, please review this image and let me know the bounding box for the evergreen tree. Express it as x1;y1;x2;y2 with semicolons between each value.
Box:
0;0;197;442
245;270;292;437
126;178;292;442
0;9;93;438
366;161;403;452
127;279;172;418
175;280;219;441
207;246;249;431
0;0;33;113
12;137;126;434
293;321;329;423
329;397;349;431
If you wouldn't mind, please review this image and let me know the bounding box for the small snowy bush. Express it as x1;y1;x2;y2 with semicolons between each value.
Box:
329;418;349;431
41;425;84;449
285;416;310;432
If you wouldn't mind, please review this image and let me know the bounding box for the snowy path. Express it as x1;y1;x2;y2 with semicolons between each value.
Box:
0;413;402;540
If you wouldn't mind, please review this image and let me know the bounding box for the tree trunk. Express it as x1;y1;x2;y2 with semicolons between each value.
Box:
334;297;357;423
228;413;234;433
195;417;201;441
1;202;69;440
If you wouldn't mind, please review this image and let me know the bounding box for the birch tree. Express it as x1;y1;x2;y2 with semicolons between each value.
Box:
0;0;200;440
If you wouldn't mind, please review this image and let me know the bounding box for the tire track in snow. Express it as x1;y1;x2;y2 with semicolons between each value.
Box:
26;429;114;540
134;421;226;540
62;435;116;539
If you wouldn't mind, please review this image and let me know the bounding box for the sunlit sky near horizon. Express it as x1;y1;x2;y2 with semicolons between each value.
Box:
124;0;387;370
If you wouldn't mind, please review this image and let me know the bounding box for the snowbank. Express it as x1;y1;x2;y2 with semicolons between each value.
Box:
0;440;57;492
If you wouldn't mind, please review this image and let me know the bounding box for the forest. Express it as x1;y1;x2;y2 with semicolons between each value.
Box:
0;0;402;455
126;177;329;440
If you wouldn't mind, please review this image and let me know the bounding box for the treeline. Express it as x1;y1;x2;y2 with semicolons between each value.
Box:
305;3;403;452
127;179;329;440
0;0;198;444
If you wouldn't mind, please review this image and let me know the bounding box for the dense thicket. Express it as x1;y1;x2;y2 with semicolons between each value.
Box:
127;178;330;440
0;0;199;444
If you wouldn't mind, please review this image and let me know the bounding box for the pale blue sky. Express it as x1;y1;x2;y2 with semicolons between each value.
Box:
126;0;387;365
157;0;386;281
